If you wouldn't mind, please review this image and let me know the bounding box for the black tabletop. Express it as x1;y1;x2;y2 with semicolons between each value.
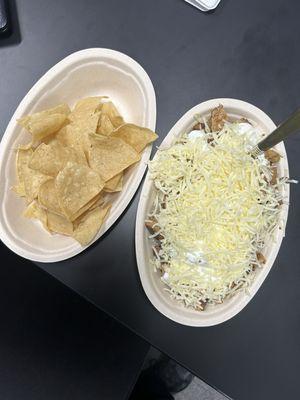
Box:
1;1;300;399
0;242;149;400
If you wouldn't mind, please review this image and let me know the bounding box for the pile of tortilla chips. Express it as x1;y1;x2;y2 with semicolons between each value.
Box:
14;97;158;246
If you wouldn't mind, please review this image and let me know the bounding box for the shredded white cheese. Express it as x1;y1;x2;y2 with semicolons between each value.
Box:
148;122;287;310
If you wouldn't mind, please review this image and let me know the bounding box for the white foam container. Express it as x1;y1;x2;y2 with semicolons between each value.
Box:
0;48;156;262
136;98;289;326
185;0;221;12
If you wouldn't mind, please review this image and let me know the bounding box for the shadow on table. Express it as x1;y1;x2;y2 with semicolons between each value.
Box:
0;0;21;47
129;346;231;400
129;350;193;400
0;241;150;400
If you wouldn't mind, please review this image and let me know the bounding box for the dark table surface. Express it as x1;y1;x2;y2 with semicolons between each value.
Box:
0;242;149;400
1;1;300;399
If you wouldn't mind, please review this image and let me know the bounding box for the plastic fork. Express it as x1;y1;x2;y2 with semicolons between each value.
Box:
251;109;300;156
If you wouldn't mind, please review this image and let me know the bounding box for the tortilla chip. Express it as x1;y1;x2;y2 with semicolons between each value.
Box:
88;195;106;211
55;162;104;218
38;179;63;215
13;98;142;243
104;172;123;192
97;113;114;136
73;203;111;246
14;147;33;197
18;142;34;150
23;201;48;230
69;97;103;122
13;185;26;197
29;140;84;177
101;102;124;127
69;193;103;222
40;132;60;145
39;180;103;222
46;211;73;235
24;170;51;203
55;125;88;164
75;112;100;135
56;113;99;156
111;123;158;153
56;124;80;147
88;136;140;181
20;113;67;143
18;103;70;129
16;147;51;202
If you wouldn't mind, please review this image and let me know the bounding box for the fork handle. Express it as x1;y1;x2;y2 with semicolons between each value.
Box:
257;109;300;151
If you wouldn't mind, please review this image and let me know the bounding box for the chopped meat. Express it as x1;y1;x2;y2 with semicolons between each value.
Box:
262;174;268;183
160;262;169;273
196;300;207;311
238;117;252;125
270;167;278;185
152;244;162;259
209;105;227;132
145;218;159;234
153;244;161;255
251;263;257;271
145;218;164;240
207;135;214;144
193;122;205;130
257;252;266;264
161;261;168;269
265;149;281;163
161;195;167;209
215;299;224;304
158;262;169;276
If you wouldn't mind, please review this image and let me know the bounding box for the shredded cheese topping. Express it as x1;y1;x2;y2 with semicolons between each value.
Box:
148;121;287;309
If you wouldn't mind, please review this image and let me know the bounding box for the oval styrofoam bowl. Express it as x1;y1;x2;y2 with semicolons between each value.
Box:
0;48;156;262
136;98;289;327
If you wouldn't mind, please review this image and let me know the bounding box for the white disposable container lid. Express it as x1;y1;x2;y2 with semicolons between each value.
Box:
200;0;221;9
185;0;221;11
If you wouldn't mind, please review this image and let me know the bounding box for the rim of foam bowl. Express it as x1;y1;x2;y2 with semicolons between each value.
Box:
135;98;289;327
0;48;156;262
185;0;221;11
185;0;208;11
199;0;221;9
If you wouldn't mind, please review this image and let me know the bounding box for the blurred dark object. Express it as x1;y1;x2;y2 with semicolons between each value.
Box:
0;0;10;35
0;0;21;45
129;353;194;400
